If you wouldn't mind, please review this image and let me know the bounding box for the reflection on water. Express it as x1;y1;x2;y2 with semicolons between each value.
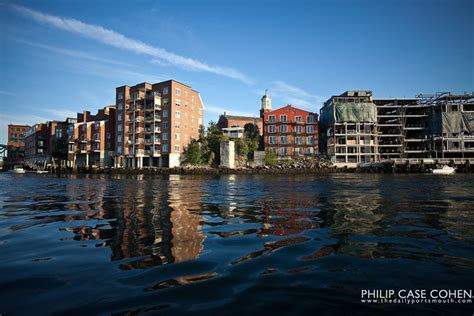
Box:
0;173;473;315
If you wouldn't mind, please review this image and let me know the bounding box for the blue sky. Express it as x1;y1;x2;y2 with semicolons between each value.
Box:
0;0;472;144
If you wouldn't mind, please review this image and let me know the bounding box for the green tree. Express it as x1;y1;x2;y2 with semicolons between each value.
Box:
243;123;260;156
234;138;249;158
205;121;224;166
264;148;278;166
182;140;202;165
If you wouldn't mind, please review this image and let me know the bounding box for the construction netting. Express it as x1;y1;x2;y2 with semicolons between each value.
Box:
320;102;377;128
431;112;474;134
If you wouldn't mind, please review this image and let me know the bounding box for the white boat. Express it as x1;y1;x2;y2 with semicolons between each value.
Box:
431;165;455;175
8;166;26;174
36;170;49;174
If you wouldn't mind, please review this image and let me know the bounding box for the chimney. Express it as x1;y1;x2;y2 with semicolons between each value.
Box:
224;111;226;117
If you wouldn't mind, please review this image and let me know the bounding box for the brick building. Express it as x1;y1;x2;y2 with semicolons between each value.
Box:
115;80;204;168
7;124;29;167
217;113;263;136
68;106;115;168
263;105;319;156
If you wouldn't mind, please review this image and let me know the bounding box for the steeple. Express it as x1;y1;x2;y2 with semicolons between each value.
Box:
260;89;272;118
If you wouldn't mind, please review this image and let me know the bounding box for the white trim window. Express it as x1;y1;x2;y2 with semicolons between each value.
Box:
175;110;181;118
269;115;275;122
175;133;180;140
175;145;180;152
118;124;123;132
280;136;287;144
269;125;276;133
296;126;302;134
175;88;181;96
163;132;168;140
307;115;314;123
280;115;287;122
306;136;313;145
306;125;314;133
163;87;169;95
280;125;288;133
163;110;169;117
162;144;169;152
295;116;302;122
269;136;276;144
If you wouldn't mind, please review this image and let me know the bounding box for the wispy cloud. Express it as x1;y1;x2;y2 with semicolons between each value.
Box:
17;39;133;67
266;81;326;111
43;108;77;119
204;104;256;118
11;4;252;83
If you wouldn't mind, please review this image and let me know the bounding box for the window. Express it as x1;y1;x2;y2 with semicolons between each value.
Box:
306;136;313;145
163;132;168;140
296;126;302;134
280;136;287;144
163;98;169;106
280;115;287;122
279;147;287;155
118;124;123;132
296;137;302;145
163;122;169;129
269;136;276;144
175;123;180;129
118;114;123;121
269;115;275;122
162;144;169;152
175;133;180;140
163;87;169;95
118;135;123;142
175;88;181;95
163;110;168;117
185;134;189;141
280;125;288;133
55;128;63;138
117;145;123;154
306;125;314;133
269;125;276;133
295;116;302;122
175;111;181;118
307;115;314;123
117;102;123;110
118;92;124;100
191;96;195;103
175;145;180;152
176;99;181;106
185;91;188;97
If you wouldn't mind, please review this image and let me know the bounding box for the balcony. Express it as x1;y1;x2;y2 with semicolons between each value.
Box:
144;115;161;123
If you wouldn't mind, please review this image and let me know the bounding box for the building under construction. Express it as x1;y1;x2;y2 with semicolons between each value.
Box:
320;91;474;167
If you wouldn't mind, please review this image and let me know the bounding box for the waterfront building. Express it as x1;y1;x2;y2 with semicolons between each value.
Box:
319;91;379;165
114;80;204;168
217;112;263;136
24;119;72;168
222;127;244;139
68;106;115;168
263;104;319;156
6;124;29;168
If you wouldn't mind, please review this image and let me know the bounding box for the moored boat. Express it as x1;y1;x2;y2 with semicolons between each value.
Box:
8;166;26;174
431;165;455;175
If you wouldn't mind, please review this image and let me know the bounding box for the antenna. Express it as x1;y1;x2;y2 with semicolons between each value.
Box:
265;89;268;96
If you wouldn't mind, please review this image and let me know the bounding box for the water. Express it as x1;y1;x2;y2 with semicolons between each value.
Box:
0;173;473;315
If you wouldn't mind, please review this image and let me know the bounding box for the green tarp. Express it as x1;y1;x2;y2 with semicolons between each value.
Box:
335;102;377;123
440;112;474;134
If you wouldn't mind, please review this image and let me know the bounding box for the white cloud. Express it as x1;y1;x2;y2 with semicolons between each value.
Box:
11;4;251;83
17;39;133;67
265;81;327;112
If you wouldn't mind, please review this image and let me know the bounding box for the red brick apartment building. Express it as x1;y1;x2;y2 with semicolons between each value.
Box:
115;80;203;168
24;119;72;168
217;113;263;136
67;106;115;168
7;124;29;167
263;105;319;156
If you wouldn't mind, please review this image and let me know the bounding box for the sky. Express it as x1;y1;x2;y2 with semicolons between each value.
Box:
0;0;473;144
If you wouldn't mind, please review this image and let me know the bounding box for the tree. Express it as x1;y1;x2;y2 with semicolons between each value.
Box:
243;123;260;156
205;121;224;166
264;148;278;166
182;140;202;165
234;138;249;158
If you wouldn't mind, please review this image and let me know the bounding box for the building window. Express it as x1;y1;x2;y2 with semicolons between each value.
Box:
118;135;123;142
280;136;287;144
306;136;313;144
295;116;302;122
176;99;181;106
296;126;302;134
269;136;276;144
175;111;181;118
118;92;124;100
175;133;180;140
269;125;276;133
176;88;181;96
191;96;195;103
269;115;275;122
296;137;302;145
280;125;288;133
307;115;314;123
280;115;287;122
163;110;168;117
175;145;180;152
55;128;62;138
279;147;286;155
118;114;123;121
163;122;169;129
163;98;169;106
175;123;180;129
306;125;314;133
163;132;168;140
117;145;123;154
118;124;123;132
163;87;169;95
163;144;168;152
117;102;123;110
